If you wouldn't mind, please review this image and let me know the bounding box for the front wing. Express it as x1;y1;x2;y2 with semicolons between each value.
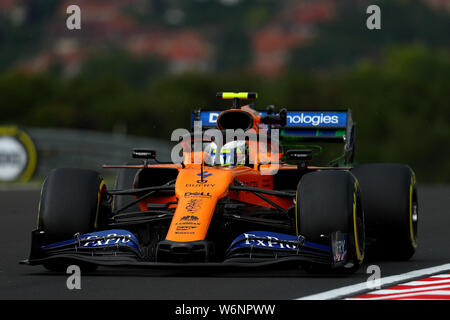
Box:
21;229;350;270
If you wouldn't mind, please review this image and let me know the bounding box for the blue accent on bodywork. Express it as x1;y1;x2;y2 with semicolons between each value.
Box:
40;229;140;251
192;111;347;129
197;171;213;178
229;231;330;252
283;112;347;128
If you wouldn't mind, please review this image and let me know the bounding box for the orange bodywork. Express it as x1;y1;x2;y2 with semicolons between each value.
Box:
104;162;296;242
104;104;298;242
164;164;292;242
167;165;240;241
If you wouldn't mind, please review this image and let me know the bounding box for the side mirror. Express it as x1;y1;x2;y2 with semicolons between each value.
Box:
285;149;313;168
132;149;156;160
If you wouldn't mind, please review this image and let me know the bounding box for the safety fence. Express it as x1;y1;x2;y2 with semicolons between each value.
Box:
26;128;172;179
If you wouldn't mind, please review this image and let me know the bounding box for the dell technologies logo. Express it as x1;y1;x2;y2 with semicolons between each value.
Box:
287;113;340;126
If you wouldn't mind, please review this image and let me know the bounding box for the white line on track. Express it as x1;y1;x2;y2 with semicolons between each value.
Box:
296;263;450;300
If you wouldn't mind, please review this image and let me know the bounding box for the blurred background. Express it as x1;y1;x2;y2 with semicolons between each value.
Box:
0;0;448;184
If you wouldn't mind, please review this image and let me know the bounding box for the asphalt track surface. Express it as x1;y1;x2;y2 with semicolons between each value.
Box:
0;185;449;300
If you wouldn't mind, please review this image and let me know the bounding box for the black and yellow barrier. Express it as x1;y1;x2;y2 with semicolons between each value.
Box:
0;126;37;182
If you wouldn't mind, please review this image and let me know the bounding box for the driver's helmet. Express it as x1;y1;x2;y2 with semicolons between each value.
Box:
219;140;248;167
203;140;248;167
203;141;217;166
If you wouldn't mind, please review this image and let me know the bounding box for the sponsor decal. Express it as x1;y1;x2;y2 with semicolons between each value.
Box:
241;232;299;250
177;222;199;226
195;112;220;127
177;215;200;226
41;229;139;251
180;215;199;221
229;231;330;252
209;113;219;124
286;113;342;127
82;233;133;248
176;225;197;231
194;111;347;128
184;191;212;198
185;199;202;213
197;171;213;179
333;240;347;262
331;232;348;263
185;182;215;187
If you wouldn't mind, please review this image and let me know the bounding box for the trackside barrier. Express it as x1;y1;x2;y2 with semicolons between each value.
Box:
26;128;172;179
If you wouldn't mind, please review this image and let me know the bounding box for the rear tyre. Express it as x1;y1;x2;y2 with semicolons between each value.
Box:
296;170;365;273
38;168;108;271
351;163;418;260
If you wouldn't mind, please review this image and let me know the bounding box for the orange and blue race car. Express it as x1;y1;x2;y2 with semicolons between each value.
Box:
22;92;418;273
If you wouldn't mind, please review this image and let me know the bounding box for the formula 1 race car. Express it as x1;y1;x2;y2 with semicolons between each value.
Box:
22;92;418;273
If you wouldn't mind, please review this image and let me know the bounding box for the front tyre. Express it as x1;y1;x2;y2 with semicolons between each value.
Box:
296;170;365;273
37;168;108;271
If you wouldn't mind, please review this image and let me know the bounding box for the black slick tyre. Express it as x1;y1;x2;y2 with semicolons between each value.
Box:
296;170;365;273
37;168;107;271
351;163;418;260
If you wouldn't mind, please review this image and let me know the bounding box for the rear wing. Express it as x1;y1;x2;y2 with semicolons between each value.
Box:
191;109;355;165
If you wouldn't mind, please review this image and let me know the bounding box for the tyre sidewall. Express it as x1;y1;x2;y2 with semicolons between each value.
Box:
39;168;104;242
